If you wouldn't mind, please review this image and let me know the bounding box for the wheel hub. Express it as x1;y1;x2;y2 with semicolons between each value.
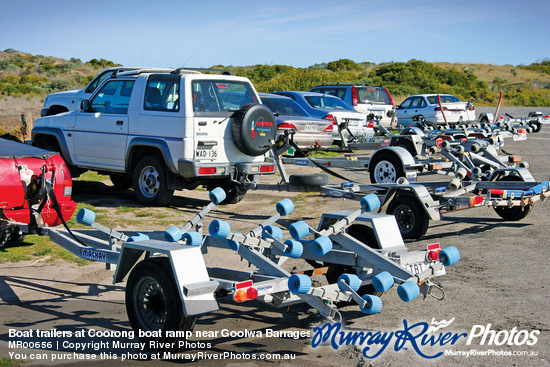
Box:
135;277;167;329
140;167;160;198
395;205;415;231
374;160;397;183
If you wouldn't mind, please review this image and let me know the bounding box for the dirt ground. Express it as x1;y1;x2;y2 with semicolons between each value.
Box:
1;108;550;367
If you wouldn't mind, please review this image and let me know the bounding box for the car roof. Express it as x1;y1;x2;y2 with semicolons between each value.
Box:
259;93;292;99
276;91;340;98
407;94;455;98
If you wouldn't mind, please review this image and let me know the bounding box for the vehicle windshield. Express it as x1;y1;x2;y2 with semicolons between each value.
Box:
192;80;257;113
426;95;461;104
262;97;308;117
304;95;354;110
356;87;392;105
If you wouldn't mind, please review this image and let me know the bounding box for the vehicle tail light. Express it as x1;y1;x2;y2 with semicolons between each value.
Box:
469;196;484;206
324;124;334;132
278;123;297;130
234;280;258;303
427;243;441;261
434;106;448;111
260;165;274;173
508;155;522;163
498;116;504;120
469;105;475;111
383;87;394;106
436;138;443;147
61;163;72;197
199;167;216;175
517;129;526;134
461;138;467;142
545;115;550;119
322;114;336;123
367;121;374;128
351;86;358;106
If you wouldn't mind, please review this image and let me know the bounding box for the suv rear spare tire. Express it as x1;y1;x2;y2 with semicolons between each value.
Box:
231;104;276;156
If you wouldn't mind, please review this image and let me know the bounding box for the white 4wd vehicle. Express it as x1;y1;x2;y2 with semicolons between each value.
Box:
32;68;277;205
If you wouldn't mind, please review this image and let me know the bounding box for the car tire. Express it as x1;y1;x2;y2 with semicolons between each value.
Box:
231;104;277;156
133;156;174;206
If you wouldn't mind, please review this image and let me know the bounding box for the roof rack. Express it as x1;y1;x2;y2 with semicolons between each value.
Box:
320;82;372;86
171;67;231;75
115;68;174;77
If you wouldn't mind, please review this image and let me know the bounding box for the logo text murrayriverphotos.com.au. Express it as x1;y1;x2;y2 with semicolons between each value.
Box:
310;318;540;359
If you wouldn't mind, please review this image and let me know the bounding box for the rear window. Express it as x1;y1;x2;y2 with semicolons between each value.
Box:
426;95;461;104
311;87;347;100
356;87;391;105
304;95;354;110
262;97;308;117
192;80;257;113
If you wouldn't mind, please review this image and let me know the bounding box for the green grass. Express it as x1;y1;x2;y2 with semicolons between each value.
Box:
0;234;89;265
74;171;110;182
0;356;23;367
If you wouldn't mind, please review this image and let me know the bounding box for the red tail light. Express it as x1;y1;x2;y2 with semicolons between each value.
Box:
322;114;336;123
434;106;448;111
436;138;443;147
61;163;72;197
545;115;550;119
324;124;334;132
383;87;394;107
468;105;475;111
367;121;374;128
278;123;297;130
199;167;216;175
469;196;484;206
351;86;358;106
234;280;258;303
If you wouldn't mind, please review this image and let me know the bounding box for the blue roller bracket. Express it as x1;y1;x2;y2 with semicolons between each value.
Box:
227;232;243;251
209;219;231;238
283;240;303;258
397;280;420;302
439;246;461;266
183;232;202;246
262;225;283;241
209;187;226;205
360;194;381;213
372;271;395;293
127;233;150;242
312;236;332;256
76;208;95;226
276;198;294;216
360;294;382;314
288;274;311;294
164;226;182;242
338;273;361;292
289;221;309;240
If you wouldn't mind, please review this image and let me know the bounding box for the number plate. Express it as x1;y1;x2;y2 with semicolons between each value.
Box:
304;124;318;132
513;133;527;141
195;149;218;159
407;262;446;276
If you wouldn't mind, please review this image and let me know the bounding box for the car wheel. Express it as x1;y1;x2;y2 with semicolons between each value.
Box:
369;153;405;184
133;156;174;206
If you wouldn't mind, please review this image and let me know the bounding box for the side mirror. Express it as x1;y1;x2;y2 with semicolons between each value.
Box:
81;100;90;112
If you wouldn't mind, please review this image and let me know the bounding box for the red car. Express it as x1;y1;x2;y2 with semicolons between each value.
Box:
0;138;77;246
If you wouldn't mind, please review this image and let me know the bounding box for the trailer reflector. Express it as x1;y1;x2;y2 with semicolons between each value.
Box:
508;155;522;163
234;280;258;303
470;196;484;206
427;243;441;261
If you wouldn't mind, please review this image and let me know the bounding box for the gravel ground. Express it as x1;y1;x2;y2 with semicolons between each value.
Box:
1;107;549;367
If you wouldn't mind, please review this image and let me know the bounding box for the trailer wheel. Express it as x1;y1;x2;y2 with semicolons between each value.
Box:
529;120;542;133
387;193;429;239
369;153;405;184
126;257;196;346
493;175;533;221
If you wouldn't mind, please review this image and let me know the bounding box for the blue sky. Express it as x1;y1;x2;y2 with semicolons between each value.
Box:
1;0;549;68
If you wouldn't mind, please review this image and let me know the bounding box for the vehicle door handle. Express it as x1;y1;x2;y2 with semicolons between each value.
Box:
116;120;124;125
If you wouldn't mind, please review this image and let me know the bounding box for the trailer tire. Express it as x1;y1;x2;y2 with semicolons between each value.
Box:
493;175;533;221
126;257;196;346
387;193;429;239
529;120;542;133
369;153;405;184
288;174;329;187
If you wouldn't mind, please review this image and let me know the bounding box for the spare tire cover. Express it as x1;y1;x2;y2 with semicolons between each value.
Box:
231;103;276;156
